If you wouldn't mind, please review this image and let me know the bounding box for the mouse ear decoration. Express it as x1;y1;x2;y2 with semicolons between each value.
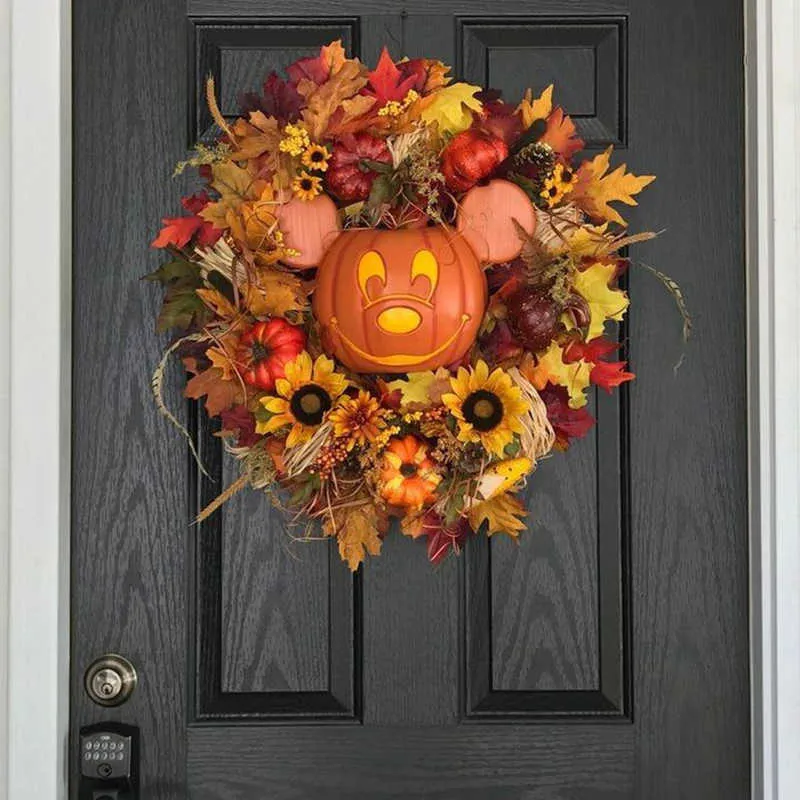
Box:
275;194;341;269
456;179;538;264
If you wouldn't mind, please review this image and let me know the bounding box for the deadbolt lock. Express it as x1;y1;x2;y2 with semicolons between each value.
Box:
84;654;137;707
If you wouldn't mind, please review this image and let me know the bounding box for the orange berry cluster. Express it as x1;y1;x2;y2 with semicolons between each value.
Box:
310;438;350;479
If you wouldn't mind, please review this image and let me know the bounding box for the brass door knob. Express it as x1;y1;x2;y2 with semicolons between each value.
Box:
84;654;137;707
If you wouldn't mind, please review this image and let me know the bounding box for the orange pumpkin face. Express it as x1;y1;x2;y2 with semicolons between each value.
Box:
313;227;487;373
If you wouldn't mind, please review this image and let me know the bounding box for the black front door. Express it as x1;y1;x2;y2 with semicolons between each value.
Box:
71;1;749;797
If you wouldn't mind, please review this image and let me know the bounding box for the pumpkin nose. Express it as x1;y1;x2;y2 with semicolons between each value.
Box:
376;306;422;334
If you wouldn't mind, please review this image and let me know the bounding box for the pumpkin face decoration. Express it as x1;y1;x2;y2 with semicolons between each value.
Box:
313;227;486;373
280;179;535;374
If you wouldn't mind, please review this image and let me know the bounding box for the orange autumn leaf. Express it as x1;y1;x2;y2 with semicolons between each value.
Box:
298;60;370;141
196;287;239;320
467;492;527;538
231;111;281;162
572;146;655;226
243;271;308;317
539;106;584;160
324;504;383;571
184;366;243;417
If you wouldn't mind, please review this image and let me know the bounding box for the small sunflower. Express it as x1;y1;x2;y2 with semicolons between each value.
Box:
301;144;330;172
292;171;323;202
442;360;531;459
328;390;387;451
258;353;348;447
540;162;577;207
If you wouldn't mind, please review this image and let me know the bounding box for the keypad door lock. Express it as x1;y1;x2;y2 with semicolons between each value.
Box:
84;654;137;707
79;722;139;800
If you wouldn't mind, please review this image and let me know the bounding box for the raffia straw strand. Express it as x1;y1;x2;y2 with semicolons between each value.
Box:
284;421;333;478
508;367;555;461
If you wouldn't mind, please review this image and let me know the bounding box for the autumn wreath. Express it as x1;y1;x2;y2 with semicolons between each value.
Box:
147;41;661;570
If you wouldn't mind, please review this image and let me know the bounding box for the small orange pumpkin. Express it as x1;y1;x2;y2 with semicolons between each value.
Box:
275;195;340;269
379;435;441;508
313;226;486;373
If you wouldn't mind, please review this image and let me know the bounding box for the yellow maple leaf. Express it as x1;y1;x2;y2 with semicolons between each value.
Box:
467;492;527;538
419;82;483;134
385;369;451;407
196;287;239;320
244;271;308;317
564;222;611;258
528;341;592;409
324;505;383;571
206;346;237;380
516;84;553;129
199;161;265;227
572;260;629;339
573;146;655;226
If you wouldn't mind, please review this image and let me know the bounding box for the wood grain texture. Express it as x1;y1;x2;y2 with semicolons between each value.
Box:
71;1;191;797
490;440;600;693
627;0;750;796
188;726;635;799
220;459;330;694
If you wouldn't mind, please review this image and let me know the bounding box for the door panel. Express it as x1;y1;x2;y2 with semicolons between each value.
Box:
71;0;749;797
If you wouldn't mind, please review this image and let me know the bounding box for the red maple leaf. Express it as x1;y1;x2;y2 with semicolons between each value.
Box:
540;383;596;449
219;405;260;447
238;72;303;122
590;360;635;392
364;47;418;104
563;336;619;364
540;106;584;161
151;193;222;249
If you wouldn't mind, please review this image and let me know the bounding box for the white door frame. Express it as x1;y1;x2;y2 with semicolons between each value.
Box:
2;0;798;797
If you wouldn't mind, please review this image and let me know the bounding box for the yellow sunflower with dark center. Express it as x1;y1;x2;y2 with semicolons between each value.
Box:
442;360;531;458
540;162;576;207
301;144;330;172
258;353;348;447
328;390;387;451
292;170;323;201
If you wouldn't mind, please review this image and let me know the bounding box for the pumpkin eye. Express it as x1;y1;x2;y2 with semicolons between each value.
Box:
410;249;439;301
357;250;386;301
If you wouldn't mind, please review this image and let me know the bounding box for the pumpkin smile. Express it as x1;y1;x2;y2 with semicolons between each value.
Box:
330;314;471;368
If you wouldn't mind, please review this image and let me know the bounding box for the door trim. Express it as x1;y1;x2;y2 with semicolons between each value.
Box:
1;0;797;797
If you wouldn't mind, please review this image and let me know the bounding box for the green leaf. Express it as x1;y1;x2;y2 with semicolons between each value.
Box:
143;259;202;286
157;287;211;333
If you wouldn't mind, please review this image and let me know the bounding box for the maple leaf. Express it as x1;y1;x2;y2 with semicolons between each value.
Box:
571;260;630;339
184;365;243;417
287;40;349;86
467;492;527;538
298;60;370;141
397;58;451;94
572;146;655;226
418;83;483;134
527;341;592;409
516;84;553;129
563;336;619;364
590;360;635;392
539;106;584;161
196;287;239;320
200;161;266;228
324;504;383;571
238;72;303;123
144;259;213;332
365;47;418;104
243;270;308;317
219;405;260;447
151;215;201;249
385;369;451;407
324;94;377;138
231;111;281;162
539;383;596;449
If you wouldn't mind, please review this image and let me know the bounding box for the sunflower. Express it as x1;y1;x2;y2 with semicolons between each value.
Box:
292;171;323;202
540;162;576;207
258;353;348;447
442;360;531;458
301;144;330;172
328;390;387;451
